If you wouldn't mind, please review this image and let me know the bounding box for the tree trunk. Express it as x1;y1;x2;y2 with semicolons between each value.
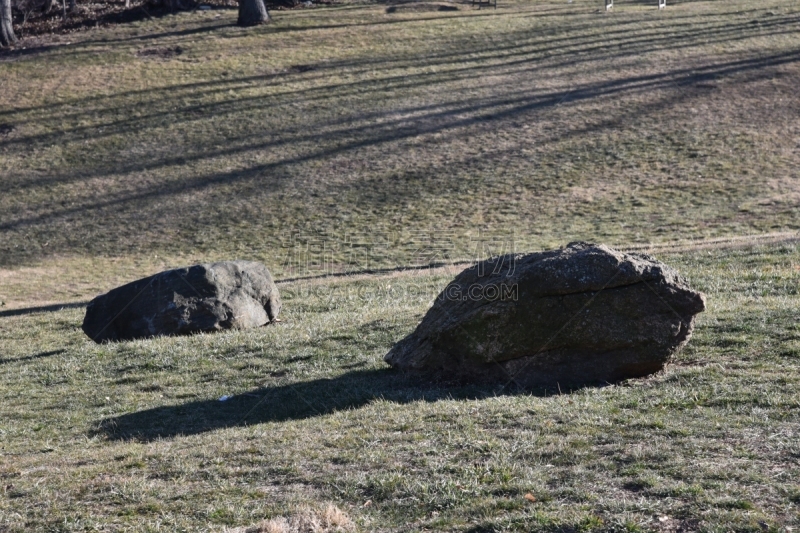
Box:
43;0;57;13
237;0;269;26
0;0;16;48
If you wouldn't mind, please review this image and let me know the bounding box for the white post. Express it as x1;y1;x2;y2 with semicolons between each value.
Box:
658;0;665;9
605;0;612;10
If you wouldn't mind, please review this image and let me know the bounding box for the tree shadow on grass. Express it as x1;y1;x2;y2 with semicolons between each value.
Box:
3;7;797;268
94;368;564;441
5;44;798;248
0;302;87;318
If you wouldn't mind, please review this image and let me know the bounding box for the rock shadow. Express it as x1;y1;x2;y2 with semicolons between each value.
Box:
0;349;65;365
94;368;569;441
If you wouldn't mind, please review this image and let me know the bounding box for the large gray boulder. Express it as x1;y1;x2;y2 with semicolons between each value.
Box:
385;242;705;387
83;261;281;343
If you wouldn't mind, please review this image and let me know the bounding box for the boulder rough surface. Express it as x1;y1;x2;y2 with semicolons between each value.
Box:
83;261;281;343
385;242;705;386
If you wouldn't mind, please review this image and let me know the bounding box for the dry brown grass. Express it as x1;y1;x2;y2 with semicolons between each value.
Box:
226;504;354;533
1;0;799;276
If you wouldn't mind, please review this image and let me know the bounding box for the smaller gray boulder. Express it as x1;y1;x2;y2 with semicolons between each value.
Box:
82;261;281;343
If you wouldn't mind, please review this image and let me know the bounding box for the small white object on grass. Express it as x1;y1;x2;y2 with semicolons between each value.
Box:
219;395;231;402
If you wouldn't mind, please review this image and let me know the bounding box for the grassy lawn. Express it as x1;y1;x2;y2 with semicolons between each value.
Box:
1;0;799;275
1;243;799;531
1;0;800;530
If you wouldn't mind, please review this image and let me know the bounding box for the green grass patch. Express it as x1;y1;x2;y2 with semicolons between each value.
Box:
0;244;799;530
